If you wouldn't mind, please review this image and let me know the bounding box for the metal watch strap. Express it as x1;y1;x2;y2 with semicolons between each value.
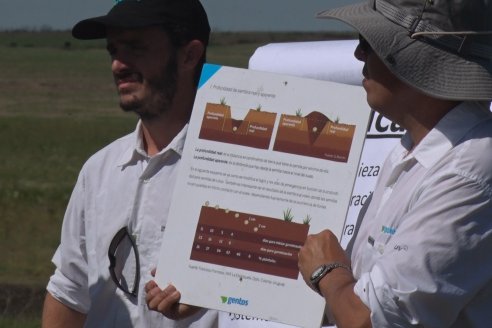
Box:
309;262;351;295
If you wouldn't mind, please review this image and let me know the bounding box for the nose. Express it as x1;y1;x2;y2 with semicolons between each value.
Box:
111;57;130;74
354;44;366;62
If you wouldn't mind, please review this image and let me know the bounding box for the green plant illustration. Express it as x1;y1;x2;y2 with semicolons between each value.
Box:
255;104;262;111
303;214;312;225
283;208;294;222
295;108;303;117
220;97;227;105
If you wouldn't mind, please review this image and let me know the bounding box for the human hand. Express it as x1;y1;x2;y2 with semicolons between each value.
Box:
298;230;350;288
145;269;201;320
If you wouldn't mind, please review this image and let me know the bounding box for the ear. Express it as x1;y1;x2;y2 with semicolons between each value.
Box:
179;40;205;71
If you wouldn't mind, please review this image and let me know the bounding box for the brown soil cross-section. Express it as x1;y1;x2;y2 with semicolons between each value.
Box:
273;111;356;162
199;103;277;149
190;206;310;279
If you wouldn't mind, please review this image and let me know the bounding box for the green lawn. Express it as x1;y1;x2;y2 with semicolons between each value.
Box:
0;317;40;328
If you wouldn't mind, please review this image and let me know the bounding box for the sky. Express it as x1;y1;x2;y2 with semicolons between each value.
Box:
0;0;359;31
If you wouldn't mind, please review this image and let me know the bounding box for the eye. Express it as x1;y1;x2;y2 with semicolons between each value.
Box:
129;44;147;55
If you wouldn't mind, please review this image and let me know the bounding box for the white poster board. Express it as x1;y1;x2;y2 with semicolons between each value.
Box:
156;63;371;328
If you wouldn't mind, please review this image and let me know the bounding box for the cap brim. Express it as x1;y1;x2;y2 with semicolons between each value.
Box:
72;15;166;40
72;17;108;40
317;2;492;100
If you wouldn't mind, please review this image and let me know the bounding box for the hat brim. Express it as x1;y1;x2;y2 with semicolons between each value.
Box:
72;17;108;40
317;2;492;101
72;15;165;40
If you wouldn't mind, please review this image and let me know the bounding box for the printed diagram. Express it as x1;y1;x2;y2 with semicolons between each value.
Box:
273;111;356;162
190;204;310;279
198;100;277;150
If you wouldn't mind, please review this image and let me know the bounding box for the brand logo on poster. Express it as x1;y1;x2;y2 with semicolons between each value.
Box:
221;296;249;306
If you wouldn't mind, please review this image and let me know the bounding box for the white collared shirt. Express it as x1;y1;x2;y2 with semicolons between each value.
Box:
47;122;218;328
350;102;492;327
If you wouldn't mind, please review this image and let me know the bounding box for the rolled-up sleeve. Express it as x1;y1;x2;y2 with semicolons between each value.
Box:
355;265;421;327
46;170;91;314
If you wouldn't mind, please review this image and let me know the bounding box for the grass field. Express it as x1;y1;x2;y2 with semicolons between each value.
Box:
0;30;355;325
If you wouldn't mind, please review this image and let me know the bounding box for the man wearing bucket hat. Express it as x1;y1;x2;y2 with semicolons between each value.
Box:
298;0;492;327
41;0;218;327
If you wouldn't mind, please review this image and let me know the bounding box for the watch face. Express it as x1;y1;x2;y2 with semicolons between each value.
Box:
311;265;326;280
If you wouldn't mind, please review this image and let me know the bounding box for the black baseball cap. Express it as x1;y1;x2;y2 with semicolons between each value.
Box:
72;0;210;44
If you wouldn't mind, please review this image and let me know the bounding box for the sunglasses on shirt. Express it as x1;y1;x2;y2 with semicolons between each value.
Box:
108;226;140;297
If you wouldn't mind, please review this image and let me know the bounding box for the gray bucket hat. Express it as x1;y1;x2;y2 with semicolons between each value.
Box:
317;0;492;101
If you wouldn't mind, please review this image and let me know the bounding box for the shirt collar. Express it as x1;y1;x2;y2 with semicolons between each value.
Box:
405;101;492;168
117;120;188;168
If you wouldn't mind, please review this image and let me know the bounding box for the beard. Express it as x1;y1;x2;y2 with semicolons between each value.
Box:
118;52;178;121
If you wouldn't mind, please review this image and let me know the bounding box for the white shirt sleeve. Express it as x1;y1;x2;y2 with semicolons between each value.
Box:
46;169;91;314
353;171;492;327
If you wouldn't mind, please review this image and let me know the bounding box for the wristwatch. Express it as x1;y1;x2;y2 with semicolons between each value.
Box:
309;262;351;295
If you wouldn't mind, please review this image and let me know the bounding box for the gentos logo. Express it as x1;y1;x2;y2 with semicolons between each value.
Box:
366;111;405;137
221;296;249;306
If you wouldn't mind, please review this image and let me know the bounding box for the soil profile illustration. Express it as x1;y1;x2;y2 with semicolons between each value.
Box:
198;102;277;150
273;111;356;162
190;205;310;279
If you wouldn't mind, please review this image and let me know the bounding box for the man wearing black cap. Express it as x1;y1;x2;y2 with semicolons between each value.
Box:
41;0;217;327
298;0;492;327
